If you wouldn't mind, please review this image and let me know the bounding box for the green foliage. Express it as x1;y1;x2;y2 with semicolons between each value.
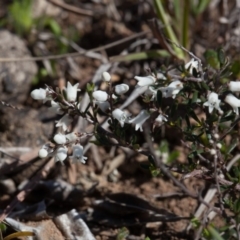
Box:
204;49;220;69
116;227;129;240
8;0;34;35
206;225;225;240
0;223;6;231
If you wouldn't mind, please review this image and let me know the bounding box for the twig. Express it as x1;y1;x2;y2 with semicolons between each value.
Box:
143;126;197;198
0;101;20;110
46;0;94;17
0;31;149;62
167;73;203;82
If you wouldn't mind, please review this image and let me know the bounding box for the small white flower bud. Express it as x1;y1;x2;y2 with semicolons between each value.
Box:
225;94;240;115
31;88;47;100
209;139;214;144
102;72;111;82
228;81;240;92
38;148;48;158
210;149;217;155
213;133;220;139
92;90;108;102
114;84;129;95
53;133;66;144
216;143;222;149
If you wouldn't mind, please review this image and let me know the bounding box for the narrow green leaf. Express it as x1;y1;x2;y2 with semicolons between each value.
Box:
153;0;185;59
207;225;224;240
217;48;225;65
110;50;170;62
191;91;199;104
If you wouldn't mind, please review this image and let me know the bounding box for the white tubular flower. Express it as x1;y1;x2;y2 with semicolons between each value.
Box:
55;147;68;163
203;92;223;114
96;101;110;112
144;86;157;100
128;110;150;131
228;81;240;92
66;132;78;143
38;148;48;158
53;133;67;144
225;94;240;115
49;100;63;115
31;88;48;101
157;72;166;80
66;81;79;102
134;75;155;87
56;114;73;131
112;108;130;127
155;114;168;123
69;144;87;164
92;90;108;102
160;80;183;99
102;72;111;82
114;84;129;95
185;58;199;74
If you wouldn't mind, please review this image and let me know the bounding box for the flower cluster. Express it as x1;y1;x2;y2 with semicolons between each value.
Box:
31;58;240;167
31;82;87;164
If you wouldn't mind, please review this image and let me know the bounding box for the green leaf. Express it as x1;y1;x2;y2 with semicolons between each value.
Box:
191;91;199;104
207;225;224;240
86;83;95;94
217;48;225;65
46;18;61;36
168;150;179;163
153;0;185;59
204;49;220;69
159;140;169;153
200;81;209;91
8;0;34;35
192;0;210;15
110;50;170;62
231;60;240;78
116;227;129;240
0;223;6;231
150;167;160;177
